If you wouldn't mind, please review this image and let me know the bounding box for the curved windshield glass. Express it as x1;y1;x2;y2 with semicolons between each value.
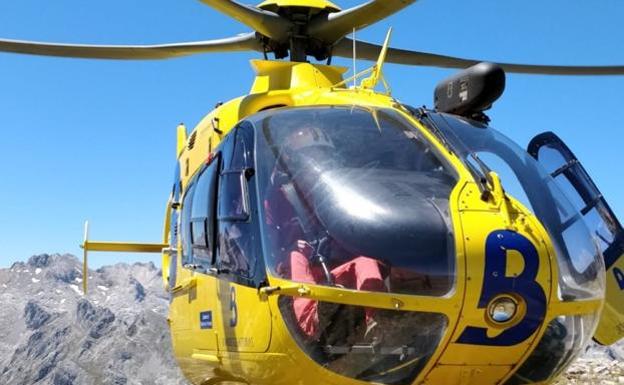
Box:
425;112;605;300
252;106;458;297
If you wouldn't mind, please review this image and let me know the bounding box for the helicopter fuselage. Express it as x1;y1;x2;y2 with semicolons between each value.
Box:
161;60;613;385
3;1;623;384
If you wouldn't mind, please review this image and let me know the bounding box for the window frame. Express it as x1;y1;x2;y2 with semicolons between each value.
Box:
218;169;251;222
214;123;264;286
180;181;196;268
181;153;221;270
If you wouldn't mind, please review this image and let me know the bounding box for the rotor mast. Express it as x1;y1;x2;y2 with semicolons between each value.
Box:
256;0;342;62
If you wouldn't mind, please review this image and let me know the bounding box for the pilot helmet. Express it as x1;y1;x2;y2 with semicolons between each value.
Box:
282;122;334;153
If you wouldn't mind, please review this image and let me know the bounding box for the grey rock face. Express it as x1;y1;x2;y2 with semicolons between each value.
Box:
0;254;189;385
28;254;53;268
24;301;52;330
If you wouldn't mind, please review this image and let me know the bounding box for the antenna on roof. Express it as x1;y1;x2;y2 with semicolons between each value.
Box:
352;28;357;88
361;28;393;92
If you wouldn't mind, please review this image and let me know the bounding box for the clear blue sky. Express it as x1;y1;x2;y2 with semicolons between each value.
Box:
0;0;622;268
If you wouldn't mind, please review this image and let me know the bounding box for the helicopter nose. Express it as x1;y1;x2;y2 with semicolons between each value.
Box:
413;183;554;384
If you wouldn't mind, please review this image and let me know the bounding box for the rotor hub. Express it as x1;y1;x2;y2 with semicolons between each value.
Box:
255;0;342;62
257;0;341;14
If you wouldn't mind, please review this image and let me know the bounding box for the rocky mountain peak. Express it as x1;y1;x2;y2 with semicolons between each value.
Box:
0;254;188;385
27;253;54;268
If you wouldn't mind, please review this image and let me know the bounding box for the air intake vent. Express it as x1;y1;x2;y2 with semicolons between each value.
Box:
187;131;197;150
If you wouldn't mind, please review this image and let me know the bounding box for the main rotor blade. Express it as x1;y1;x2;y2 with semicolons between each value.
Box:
0;33;263;60
309;0;418;44
334;38;624;75
197;0;292;41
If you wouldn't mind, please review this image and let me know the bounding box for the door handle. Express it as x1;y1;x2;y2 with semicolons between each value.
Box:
171;277;197;293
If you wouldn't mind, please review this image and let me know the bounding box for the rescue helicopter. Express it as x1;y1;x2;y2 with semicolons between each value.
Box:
2;1;624;384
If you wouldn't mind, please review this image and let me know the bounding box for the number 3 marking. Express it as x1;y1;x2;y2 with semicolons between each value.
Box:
457;230;547;346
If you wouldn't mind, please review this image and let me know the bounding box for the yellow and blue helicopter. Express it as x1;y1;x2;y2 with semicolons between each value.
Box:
2;1;624;384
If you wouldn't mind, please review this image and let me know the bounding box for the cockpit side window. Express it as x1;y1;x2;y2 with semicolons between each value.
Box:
180;182;196;268
529;133;623;267
179;154;220;271
190;156;220;269
216;123;262;284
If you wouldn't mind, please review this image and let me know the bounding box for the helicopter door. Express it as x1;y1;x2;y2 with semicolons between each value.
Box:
215;123;272;354
172;152;222;356
528;132;624;345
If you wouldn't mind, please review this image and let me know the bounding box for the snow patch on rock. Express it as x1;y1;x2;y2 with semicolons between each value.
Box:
69;284;82;296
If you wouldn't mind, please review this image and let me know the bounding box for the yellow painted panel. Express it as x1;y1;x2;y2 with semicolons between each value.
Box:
217;353;295;385
594;254;624;345
191;351;220;363
176;356;222;385
249;60;347;93
424;365;513;385
170;272;220;374
170;292;191;331
437;184;553;370
549;299;603;316
176;123;187;157
215;279;272;354
192;274;220;351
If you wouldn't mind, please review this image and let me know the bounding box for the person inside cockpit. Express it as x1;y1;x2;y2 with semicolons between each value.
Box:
263;121;386;340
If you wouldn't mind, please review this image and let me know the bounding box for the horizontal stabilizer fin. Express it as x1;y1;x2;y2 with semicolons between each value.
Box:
80;221;167;294
81;241;168;253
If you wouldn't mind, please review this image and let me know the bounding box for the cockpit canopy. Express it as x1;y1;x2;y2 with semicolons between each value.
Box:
251;106;459;297
249;105;605;303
